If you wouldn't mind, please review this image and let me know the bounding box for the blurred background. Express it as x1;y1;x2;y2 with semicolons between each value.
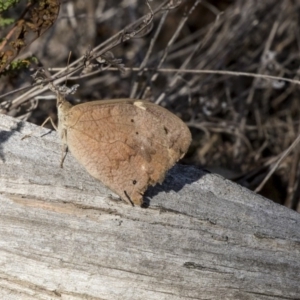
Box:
1;0;300;211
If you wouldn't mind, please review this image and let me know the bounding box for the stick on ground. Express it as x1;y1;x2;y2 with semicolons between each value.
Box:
0;114;299;299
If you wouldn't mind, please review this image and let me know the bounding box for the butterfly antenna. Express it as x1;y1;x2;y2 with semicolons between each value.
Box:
65;51;72;86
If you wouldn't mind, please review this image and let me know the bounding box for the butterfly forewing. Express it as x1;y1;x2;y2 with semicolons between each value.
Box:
61;99;191;205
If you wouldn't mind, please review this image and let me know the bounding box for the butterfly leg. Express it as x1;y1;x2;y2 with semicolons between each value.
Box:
21;116;57;140
60;144;68;168
124;191;135;206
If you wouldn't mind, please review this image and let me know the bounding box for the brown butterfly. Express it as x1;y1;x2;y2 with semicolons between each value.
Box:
57;94;191;206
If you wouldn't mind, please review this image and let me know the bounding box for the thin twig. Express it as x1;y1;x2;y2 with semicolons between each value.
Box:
255;133;300;193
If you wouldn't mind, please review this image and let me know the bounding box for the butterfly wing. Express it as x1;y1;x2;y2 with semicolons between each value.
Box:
63;99;191;205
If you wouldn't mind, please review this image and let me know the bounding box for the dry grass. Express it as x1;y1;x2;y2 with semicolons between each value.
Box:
1;0;300;211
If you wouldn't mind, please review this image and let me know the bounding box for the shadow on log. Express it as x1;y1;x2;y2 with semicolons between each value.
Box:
0;114;299;299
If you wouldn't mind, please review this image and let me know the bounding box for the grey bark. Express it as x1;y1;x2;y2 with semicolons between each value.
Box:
0;114;299;300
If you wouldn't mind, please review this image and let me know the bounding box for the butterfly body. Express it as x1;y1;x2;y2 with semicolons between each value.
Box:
57;95;191;206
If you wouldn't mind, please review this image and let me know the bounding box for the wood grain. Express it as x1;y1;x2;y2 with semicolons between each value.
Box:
0;114;299;300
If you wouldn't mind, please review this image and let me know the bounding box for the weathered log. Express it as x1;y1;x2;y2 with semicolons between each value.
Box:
0;114;299;299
